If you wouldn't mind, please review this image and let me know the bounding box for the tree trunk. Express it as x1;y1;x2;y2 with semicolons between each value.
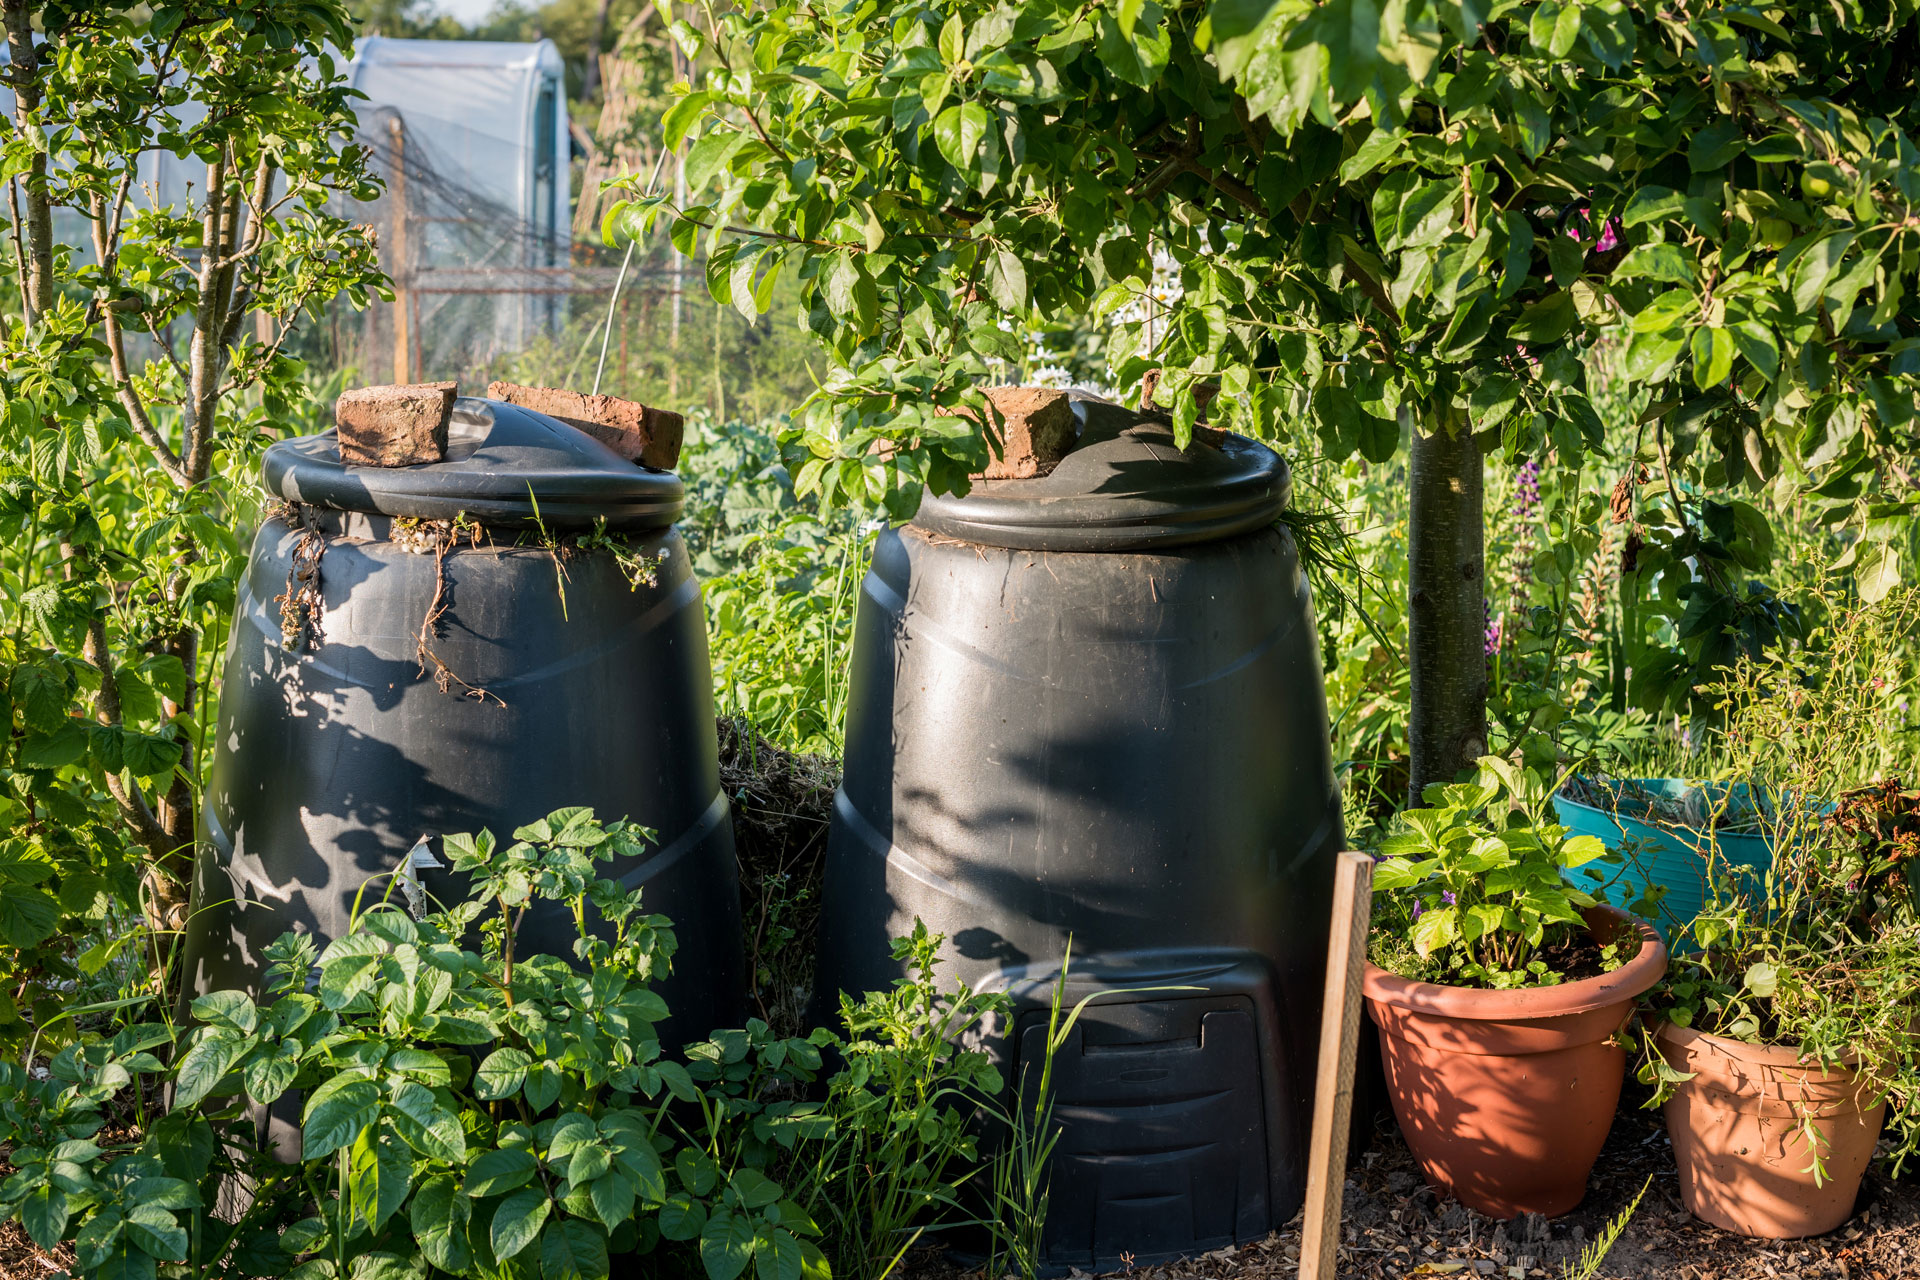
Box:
1407;418;1487;805
3;0;54;322
582;0;614;100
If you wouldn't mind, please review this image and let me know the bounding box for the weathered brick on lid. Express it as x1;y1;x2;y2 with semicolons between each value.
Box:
486;381;684;470
971;386;1077;480
335;381;457;467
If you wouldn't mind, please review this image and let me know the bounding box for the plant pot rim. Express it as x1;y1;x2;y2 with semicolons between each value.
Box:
1653;1017;1863;1072
1364;905;1666;1021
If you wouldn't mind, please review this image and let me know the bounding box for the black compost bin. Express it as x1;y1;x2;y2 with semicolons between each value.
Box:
182;397;743;1040
814;396;1344;1270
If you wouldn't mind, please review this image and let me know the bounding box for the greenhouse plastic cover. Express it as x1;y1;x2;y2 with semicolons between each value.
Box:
0;37;569;241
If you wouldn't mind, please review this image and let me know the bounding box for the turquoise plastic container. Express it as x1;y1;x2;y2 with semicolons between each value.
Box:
1553;778;1778;936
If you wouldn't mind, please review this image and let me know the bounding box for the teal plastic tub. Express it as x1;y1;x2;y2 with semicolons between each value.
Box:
1553;778;1778;936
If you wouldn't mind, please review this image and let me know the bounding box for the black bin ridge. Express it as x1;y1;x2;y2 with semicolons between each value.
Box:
814;395;1344;1271
182;399;744;1056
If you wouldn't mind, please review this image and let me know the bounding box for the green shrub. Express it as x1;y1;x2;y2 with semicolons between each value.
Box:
0;809;1006;1279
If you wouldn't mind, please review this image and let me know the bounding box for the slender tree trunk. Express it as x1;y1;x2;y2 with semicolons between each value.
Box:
1407;418;1488;804
3;0;53;322
583;0;613;100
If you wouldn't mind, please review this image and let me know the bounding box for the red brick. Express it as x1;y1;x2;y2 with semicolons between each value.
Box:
971;386;1077;480
335;381;456;467
486;381;684;470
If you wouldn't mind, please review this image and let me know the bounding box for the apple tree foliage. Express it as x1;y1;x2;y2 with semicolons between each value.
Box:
621;0;1918;717
0;0;383;1028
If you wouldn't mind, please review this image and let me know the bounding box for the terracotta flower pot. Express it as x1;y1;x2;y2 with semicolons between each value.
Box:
1363;906;1667;1218
1655;1021;1884;1238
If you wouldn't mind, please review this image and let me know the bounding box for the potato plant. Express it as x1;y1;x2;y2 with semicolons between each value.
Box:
0;809;1006;1280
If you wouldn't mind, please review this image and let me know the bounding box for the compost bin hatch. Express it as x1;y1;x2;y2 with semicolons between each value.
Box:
264;396;682;531
912;396;1292;551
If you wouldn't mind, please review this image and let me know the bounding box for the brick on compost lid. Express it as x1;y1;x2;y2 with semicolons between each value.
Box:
969;386;1078;480
335;381;458;468
913;393;1289;552
485;381;683;471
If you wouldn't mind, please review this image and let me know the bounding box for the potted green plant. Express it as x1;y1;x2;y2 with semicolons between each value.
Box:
1639;602;1920;1239
1642;783;1920;1239
1366;755;1668;1218
1641;793;1920;1237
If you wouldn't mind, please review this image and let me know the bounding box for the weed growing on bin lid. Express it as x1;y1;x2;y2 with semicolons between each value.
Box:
0;809;1013;1279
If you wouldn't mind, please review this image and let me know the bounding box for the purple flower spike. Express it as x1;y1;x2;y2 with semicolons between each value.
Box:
1516;458;1541;519
1442;890;1458;906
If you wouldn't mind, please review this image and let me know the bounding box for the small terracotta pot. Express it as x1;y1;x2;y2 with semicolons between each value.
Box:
1656;1021;1884;1238
1363;906;1667;1218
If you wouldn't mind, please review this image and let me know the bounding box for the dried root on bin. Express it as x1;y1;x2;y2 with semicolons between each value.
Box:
393;515;504;707
271;502;329;653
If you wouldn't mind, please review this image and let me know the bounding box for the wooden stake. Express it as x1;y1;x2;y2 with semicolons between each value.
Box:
388;116;412;386
1300;850;1375;1280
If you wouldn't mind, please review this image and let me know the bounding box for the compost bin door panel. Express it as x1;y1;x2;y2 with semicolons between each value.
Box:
1020;1001;1269;1267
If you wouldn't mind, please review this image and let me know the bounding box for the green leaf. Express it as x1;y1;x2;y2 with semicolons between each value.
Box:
389;1081;466;1163
524;1061;562;1113
1314;0;1381;102
1691;325;1735;390
540;1218;609;1280
0;887;59;948
1613;244;1694;283
756;1227;806;1280
1470;374;1521;430
243;1040;302;1106
121;733;183;781
662;91;715;151
1507;291;1576;345
490;1186;551;1262
1560;834;1610;867
1743;961;1779;998
685;130;747;193
301;1076;381;1159
729;1168;782;1210
1727;321;1780;383
124;1206;187;1261
932;101;992;174
412;1173;473;1273
984;248;1027;312
1855;541;1901;604
1095;6;1172;86
173;1029;247;1108
1688;119;1746;173
1621;186;1684;227
1549;3;1581;57
21;1185;68;1250
702;1207;757;1280
475;1047;531;1101
21;722;87;770
589;1170;637;1229
1409;905;1458;957
466;1147;540;1198
660;1192;708;1241
1340;128;1403;183
190;989;258;1035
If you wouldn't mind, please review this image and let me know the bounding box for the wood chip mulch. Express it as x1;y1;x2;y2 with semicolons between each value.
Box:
1081;1094;1920;1280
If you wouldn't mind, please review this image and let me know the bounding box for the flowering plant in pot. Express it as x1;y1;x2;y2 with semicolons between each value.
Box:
1367;755;1668;1218
1640;599;1920;1239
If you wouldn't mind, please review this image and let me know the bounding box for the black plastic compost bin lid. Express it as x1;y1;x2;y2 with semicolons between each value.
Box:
263;397;683;532
913;395;1290;552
